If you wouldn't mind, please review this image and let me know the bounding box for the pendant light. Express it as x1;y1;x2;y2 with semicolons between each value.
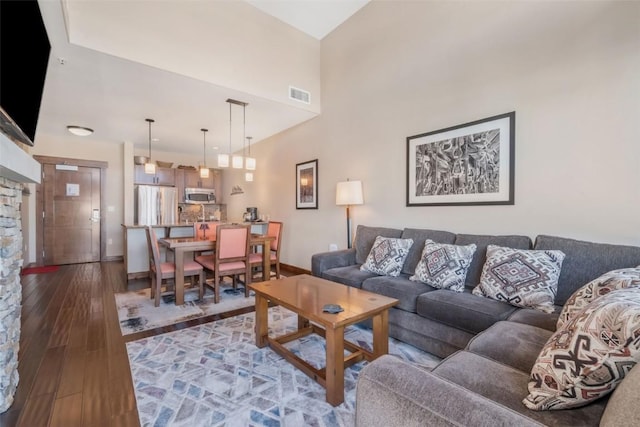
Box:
232;99;246;169
245;136;254;182
245;136;256;171
144;118;156;174
200;128;210;178
218;101;231;168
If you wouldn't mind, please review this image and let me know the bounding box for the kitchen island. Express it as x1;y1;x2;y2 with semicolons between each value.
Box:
122;221;269;280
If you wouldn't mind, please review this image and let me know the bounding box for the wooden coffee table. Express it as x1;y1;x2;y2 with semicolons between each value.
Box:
249;274;399;406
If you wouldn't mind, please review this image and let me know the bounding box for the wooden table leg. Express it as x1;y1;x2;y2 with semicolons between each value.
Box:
372;309;389;359
325;325;345;406
298;315;309;330
255;294;269;348
175;247;185;305
262;242;271;281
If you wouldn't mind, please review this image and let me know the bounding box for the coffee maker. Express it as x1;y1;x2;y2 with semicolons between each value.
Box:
244;207;258;222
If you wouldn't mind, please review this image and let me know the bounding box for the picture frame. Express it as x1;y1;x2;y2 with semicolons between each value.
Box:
296;159;318;209
406;112;515;207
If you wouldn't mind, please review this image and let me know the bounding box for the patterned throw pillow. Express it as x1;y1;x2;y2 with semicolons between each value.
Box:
557;267;640;329
472;245;565;313
360;236;414;277
409;240;477;292
523;287;640;411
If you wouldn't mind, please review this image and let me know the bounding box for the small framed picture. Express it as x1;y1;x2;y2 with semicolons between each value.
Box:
407;112;515;206
296;159;318;209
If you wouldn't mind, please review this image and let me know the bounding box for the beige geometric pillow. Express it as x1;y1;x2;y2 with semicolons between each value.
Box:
524;287;640;411
409;240;476;292
557;267;640;329
473;245;565;313
360;236;414;277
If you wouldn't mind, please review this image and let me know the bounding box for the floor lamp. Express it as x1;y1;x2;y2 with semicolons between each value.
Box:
336;180;364;249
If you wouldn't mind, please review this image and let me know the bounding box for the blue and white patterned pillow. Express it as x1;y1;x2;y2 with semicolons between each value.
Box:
409;240;477;292
473;245;565;313
360;236;414;277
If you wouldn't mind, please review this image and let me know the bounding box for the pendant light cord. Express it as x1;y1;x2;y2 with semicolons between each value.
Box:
146;118;154;158
201;128;208;168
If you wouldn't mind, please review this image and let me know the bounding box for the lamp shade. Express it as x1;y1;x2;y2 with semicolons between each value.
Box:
218;153;229;168
232;155;244;169
336;180;364;205
199;167;210;178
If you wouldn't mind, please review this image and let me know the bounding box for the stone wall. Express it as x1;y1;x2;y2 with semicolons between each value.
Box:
0;176;23;412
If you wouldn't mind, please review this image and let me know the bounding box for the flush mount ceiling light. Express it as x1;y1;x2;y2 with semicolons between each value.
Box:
144;118;156;175
200;128;210;178
66;125;93;136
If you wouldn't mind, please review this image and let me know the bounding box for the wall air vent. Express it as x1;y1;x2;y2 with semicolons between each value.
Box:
289;86;311;104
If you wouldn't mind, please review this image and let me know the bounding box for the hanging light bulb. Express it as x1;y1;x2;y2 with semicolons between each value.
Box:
245;136;256;170
200;128;210;178
144;118;156;174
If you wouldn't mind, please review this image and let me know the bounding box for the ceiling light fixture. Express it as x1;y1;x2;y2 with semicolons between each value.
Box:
200;128;210;179
66;125;93;136
232;101;245;169
144;118;156;174
245;136;256;171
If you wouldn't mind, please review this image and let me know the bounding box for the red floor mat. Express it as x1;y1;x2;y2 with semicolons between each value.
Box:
20;265;60;275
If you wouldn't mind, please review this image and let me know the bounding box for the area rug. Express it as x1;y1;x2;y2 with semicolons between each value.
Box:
126;306;441;427
21;265;59;275
116;282;257;335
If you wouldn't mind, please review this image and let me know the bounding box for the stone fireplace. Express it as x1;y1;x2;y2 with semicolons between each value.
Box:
0;134;40;412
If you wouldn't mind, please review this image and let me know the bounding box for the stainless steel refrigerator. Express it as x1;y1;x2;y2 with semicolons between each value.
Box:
135;185;177;225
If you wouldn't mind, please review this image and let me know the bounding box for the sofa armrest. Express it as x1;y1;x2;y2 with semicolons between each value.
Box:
311;249;356;277
356;355;544;427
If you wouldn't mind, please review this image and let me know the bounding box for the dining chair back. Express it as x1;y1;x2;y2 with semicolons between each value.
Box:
146;226;204;307
249;220;284;279
196;224;251;303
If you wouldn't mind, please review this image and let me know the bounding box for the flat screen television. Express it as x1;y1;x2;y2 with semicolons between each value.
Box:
0;0;51;146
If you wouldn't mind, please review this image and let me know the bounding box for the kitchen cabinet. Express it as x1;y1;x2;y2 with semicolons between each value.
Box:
134;165;175;186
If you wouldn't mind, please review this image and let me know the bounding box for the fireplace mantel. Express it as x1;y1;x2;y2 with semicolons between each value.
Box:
0;133;41;184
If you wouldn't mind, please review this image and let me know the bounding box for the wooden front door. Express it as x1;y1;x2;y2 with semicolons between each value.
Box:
39;160;104;265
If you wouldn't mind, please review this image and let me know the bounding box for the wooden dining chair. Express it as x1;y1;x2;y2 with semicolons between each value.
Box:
249;221;284;279
195;224;251;304
146;226;205;307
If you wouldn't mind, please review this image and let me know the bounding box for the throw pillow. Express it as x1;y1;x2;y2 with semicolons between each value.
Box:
523;287;640;411
360;236;414;277
409;240;477;292
557;267;640;329
472;245;565;313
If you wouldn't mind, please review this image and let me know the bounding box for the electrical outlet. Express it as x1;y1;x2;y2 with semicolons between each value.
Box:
329;243;338;251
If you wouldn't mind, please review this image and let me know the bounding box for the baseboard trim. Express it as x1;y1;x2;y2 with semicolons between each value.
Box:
281;263;311;275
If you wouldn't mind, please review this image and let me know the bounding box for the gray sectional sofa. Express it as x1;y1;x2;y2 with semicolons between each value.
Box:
311;225;640;426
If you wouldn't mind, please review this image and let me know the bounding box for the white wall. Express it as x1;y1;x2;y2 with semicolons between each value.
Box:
243;1;640;270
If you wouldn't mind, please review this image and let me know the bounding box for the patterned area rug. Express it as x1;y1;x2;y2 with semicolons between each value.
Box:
126;306;441;427
116;282;257;335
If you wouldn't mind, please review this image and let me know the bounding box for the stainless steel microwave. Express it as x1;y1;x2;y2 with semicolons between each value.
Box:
184;187;216;204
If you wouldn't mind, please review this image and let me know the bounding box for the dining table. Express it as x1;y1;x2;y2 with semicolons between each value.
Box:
159;233;276;305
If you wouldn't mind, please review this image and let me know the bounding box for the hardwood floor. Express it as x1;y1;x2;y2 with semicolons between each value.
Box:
1;261;296;427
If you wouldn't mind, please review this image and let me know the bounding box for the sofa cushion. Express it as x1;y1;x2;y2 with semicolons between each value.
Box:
416;290;518;335
353;225;403;265
533;234;640;306
467;321;553;372
360;236;414;277
506;307;560;332
600;362;640;427
454;234;532;288
321;265;377;289
433;351;607;426
524;288;640;411
400;228;456;275
362;275;436;313
557;267;640;329
410;240;477;292
472;245;565;313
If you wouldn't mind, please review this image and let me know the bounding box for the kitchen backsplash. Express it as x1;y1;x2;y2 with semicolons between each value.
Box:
178;204;226;223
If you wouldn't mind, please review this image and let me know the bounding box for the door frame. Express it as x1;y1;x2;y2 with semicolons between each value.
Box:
34;155;108;265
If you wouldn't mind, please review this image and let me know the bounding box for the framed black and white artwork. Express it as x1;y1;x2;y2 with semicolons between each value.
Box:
406;112;515;206
296;159;318;209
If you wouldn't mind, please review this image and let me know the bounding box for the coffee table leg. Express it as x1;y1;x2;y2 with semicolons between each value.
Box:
255;294;269;348
325;325;345;406
372;309;389;359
